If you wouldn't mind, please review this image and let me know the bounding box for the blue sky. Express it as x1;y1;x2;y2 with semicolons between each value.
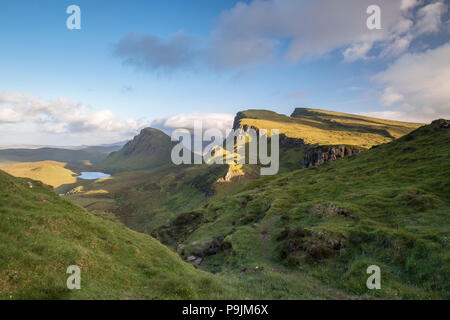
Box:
0;0;449;145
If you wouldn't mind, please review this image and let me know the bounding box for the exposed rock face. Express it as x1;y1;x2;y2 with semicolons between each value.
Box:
231;111;365;169
177;237;232;266
279;134;305;147
290;108;316;118
303;146;362;168
232;112;246;130
436;119;449;131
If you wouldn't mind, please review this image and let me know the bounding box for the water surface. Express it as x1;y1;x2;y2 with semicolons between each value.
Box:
77;172;111;180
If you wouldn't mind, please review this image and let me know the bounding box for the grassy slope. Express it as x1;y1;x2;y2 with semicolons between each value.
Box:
155;120;450;299
0;161;78;188
237;108;422;148
0;169;233;299
64;164;229;233
0;169;350;300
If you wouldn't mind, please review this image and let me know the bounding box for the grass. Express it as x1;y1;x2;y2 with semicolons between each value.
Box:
236;108;423;148
154;120;450;299
65;164;229;234
0;169;353;299
0;161;78;188
6;109;445;300
0;169;237;299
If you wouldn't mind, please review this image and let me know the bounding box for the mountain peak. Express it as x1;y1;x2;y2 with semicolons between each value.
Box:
99;127;173;172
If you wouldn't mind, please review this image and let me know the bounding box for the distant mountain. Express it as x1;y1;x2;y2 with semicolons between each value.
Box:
99;128;175;172
0;146;119;166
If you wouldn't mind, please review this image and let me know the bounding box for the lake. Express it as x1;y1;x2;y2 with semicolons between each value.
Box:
77;172;111;180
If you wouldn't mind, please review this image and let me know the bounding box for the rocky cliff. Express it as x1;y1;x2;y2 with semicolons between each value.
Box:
303;145;363;168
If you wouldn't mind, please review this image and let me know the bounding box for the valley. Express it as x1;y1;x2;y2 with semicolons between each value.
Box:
1;108;448;300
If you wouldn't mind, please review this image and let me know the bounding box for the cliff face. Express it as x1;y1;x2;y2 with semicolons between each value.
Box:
303;146;363;168
232;111;365;169
232;112;246;130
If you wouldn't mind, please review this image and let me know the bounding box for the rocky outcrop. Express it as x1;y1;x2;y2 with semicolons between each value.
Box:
303;145;362;168
177;237;232;266
232;112;246;130
436;119;449;131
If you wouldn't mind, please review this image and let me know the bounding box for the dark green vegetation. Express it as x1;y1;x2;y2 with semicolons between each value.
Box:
65;164;229;234
153;120;450;299
99;128;174;173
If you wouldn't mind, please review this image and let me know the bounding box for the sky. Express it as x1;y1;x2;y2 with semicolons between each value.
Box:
0;0;449;146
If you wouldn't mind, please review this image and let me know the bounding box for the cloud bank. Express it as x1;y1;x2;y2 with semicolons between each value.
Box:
151;113;235;136
370;41;450;122
0;92;145;145
113;1;448;70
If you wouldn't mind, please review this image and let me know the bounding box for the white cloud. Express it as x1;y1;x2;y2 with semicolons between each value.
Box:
358;110;416;122
151;113;234;136
343;42;373;62
0;92;145;145
401;0;421;12
380;87;405;106
372;41;450;122
416;1;448;34
206;0;449;69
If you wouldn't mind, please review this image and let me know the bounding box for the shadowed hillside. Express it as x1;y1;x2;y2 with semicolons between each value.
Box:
99;128;174;173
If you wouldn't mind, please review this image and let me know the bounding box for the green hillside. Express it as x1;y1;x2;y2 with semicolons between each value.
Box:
64;164;228;234
0;169;233;299
99;128;174;173
0;168;353;300
153;120;450;299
